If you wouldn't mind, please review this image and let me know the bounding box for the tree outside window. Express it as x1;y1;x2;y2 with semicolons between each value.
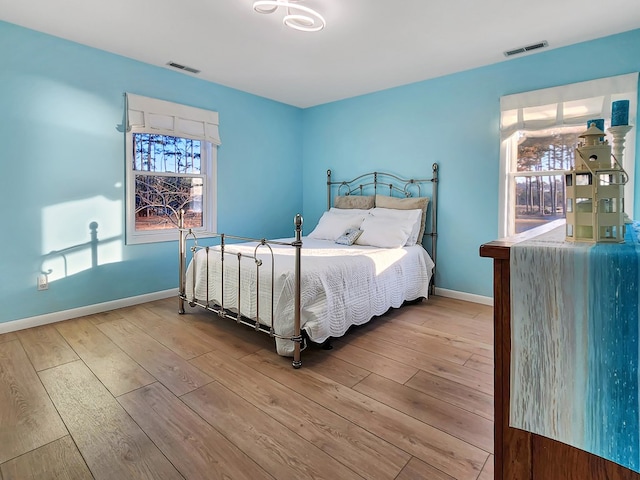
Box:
133;133;204;231
513;127;582;233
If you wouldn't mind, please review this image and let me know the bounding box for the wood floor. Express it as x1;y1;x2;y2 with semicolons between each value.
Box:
0;295;494;480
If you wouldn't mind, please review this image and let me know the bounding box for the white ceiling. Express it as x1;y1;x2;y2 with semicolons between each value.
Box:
1;0;639;108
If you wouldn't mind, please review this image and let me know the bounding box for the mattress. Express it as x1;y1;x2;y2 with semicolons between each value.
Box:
184;237;434;355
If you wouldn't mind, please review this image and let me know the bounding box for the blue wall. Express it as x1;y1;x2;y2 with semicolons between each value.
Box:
301;28;640;297
1;19;639;323
0;20;302;323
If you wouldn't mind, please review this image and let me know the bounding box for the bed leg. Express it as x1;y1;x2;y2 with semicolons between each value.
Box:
178;209;187;315
292;335;302;368
292;213;303;369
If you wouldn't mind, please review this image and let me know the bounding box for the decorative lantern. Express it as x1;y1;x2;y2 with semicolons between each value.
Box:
565;122;628;242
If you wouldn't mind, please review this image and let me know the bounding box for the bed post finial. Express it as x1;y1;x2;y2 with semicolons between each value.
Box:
294;214;303;238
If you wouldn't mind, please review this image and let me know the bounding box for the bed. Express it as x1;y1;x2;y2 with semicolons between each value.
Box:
178;165;439;367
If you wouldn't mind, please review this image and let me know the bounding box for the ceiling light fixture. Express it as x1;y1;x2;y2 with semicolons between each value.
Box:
253;0;325;32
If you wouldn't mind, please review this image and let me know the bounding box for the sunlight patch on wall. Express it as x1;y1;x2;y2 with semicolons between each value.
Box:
41;196;123;281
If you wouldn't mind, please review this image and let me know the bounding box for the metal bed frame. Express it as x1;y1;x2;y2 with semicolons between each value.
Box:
327;163;439;293
178;164;438;368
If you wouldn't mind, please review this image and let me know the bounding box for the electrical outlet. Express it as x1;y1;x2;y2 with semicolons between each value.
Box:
37;274;48;291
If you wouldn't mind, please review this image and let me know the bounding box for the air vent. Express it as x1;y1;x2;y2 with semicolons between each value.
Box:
504;40;548;57
166;61;201;74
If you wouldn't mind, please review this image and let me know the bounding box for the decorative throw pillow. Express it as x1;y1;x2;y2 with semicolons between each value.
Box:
375;194;430;243
334;195;375;210
335;228;363;246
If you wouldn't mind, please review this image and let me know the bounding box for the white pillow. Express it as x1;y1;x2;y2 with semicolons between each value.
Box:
370;207;422;246
356;214;413;248
308;211;366;241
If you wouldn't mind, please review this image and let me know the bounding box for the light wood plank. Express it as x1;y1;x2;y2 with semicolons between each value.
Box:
478;454;494;480
190;351;410;480
143;296;180;315
420;314;493;345
39;360;182;480
353;374;493;453
358;322;475;365
0;436;91;480
406;369;494;420
352;312;493;363
427;296;493;317
97;318;212;396
381;305;426;326
177;307;271;359
55;317;155;396
329;340;419;383
182;381;365;480
124;305;215;359
387;317;494;359
0;332;18;344
242;350;487;480
406;299;495;330
16;325;78;371
414;303;477;323
464;353;494;376
0;340;67;464
396;457;455;480
119;382;273;480
474;312;494;323
295;347;370;387
88;308;125;325
345;334;494;395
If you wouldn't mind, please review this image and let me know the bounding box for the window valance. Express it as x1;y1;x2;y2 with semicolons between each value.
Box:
126;93;221;145
500;73;638;140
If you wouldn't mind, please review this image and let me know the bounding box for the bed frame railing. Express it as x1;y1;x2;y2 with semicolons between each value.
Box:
178;212;304;368
326;163;438;293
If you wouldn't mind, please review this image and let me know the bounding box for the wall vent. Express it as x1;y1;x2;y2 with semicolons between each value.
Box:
504;40;548;57
166;61;201;74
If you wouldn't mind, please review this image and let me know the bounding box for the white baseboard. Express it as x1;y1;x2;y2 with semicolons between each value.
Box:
433;287;493;306
0;289;178;335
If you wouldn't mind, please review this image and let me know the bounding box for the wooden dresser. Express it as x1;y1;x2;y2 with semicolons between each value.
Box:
480;222;640;480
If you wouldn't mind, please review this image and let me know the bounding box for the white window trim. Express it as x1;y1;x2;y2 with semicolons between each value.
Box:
499;73;638;237
124;94;220;245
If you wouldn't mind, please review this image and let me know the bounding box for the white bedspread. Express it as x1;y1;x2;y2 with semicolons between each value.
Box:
184;237;434;355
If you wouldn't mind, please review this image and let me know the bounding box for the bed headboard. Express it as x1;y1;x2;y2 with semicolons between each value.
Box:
326;163;439;292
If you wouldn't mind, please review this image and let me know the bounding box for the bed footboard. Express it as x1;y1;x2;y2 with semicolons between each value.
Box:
178;212;304;368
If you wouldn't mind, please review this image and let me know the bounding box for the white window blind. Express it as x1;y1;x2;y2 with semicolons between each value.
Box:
126;93;221;145
500;73;638;140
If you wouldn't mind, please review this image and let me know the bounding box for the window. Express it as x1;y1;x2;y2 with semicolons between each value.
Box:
132;133;208;231
507;126;581;233
125;94;221;244
499;73;637;237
